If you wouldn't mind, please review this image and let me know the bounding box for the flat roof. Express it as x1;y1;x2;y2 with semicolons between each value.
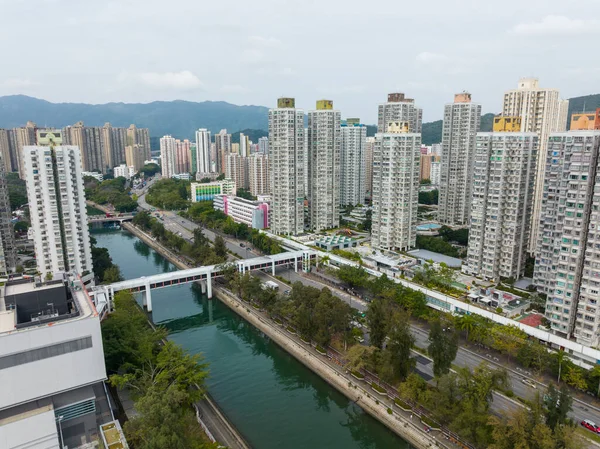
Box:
407;249;462;268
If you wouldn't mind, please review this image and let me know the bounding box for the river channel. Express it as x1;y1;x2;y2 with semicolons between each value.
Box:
94;230;411;449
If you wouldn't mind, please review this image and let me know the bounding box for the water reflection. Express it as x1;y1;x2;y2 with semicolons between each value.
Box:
134;240;151;258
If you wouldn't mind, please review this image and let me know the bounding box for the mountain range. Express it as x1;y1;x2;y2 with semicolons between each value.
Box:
1;94;599;146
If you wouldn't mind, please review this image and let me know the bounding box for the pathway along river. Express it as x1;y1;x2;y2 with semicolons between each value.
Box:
94;230;411;449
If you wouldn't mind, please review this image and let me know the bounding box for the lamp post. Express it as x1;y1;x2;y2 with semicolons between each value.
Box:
57;415;65;448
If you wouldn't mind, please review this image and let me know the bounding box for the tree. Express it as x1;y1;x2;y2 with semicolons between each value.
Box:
563;366;587;391
428;319;459;377
335;265;369;288
589;364;600;397
103;266;123;284
14;221;29;233
213;235;227;259
456;313;476;341
555;350;567;384
366;298;390;348
386;312;415;381
544;383;573;431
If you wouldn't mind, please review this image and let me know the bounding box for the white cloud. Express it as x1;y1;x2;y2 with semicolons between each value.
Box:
416;52;448;64
510;15;600;36
248;36;282;48
119;71;203;90
220;84;250;93
0;78;37;89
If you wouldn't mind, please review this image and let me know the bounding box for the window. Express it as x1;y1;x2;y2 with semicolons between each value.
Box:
0;336;92;370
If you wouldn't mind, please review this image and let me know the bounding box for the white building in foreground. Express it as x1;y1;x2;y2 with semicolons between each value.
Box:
213;195;270;229
113;164;135;179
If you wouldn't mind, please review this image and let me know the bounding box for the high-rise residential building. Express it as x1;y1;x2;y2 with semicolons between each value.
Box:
226;153;248;190
248;153;269;196
101;123;128;171
377;93;422;133
63;122;105;173
269;97;305;235
232;143;240;154
23;142;93;277
438;93;482;226
0;149;15;275
430;161;441;186
463;132;538;281
240;133;250;157
534;131;600;344
304;127;309;198
502;78;569;253
195;128;212;174
113;163;135;179
570;109;600;130
371;122;420;250
0;129;13;174
420;154;440;181
493;116;522;132
258;136;269;154
160;135;176;178
14;121;37;178
126;124;151;166
365;136;375;201
125;144;145;172
307;100;341;231
340;118;367;207
430;143;442;156
215;129;232;173
175;139;191;174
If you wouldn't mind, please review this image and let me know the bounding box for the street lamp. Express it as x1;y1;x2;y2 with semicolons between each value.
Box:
57;415;65;448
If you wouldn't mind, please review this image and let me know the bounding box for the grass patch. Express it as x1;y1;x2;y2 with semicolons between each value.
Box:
301;336;310;344
351;370;364;380
274;318;282;325
371;382;386;394
516;396;533;408
275;275;291;285
286;326;296;334
577;426;600;444
421;415;440;430
387;407;393;415
315;345;327;355
394;398;411;411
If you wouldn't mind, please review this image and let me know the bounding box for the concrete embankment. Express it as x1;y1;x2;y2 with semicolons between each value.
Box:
122;222;445;449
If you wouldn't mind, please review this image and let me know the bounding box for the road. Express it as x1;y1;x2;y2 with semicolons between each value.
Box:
136;189;600;431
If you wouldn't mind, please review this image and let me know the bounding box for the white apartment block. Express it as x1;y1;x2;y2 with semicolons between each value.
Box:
248;153;269;196
377;93;423;133
534;131;600;345
0;274;109;449
113;164;135;179
365;137;375;201
160;135;176;178
195;128;212;173
23;145;93;277
308;101;341;231
213;194;270;229
371;123;421;251
268;98;305;235
304;127;309;198
239;133;250;157
215;129;231;173
226;153;248;190
82;171;104;182
340;119;367;207
430;161;441;186
438;93;481;226
463;133;538;282
502;78;569;253
258;136;269;155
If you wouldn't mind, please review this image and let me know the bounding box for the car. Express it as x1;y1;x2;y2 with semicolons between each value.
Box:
240;243;245;247
284;290;291;296
521;378;537;389
354;336;365;343
581;420;599;433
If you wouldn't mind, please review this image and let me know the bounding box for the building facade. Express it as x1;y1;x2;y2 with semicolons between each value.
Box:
0;148;15;275
307;100;341;231
365;136;375;201
268;98;305;235
175;139;191;174
159;135;176;178
502;78;568;253
340;119;367;207
113;164;135;179
534;131;600;345
226;153;248;190
371;123;421;251
570;109;600;131
377;93;423;133
215;129;232;174
258;136;269;155
195;128;212;174
463;132;538;281
213;194;270;229
248;153;269;196
190;179;236;202
23;145;93;277
438;93;481;226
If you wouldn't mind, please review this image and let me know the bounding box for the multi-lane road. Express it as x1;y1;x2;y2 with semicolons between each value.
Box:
136;189;600;433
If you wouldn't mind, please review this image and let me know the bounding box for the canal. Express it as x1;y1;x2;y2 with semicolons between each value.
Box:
94;230;411;449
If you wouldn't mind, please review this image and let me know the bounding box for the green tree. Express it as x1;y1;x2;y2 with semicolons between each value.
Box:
133;211;152;230
563;366;587;391
335;265;369;288
213;235;227;258
428;319;459;377
385;312;415;381
103;265;123;284
14;221;29;233
366;298;390;348
544;383;573;431
589;364;600;397
456;313;476;341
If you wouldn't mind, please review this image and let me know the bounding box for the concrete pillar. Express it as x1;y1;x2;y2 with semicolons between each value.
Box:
272;260;276;276
201;280;206;294
145;282;153;312
208;299;213;322
294;257;298;273
206;275;212;299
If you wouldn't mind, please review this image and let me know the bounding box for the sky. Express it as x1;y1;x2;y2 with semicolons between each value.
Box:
1;0;599;123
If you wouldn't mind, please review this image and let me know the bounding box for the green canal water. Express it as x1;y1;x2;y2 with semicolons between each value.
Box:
94;230;411;449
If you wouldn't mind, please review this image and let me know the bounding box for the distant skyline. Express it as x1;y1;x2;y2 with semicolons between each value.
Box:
1;0;599;123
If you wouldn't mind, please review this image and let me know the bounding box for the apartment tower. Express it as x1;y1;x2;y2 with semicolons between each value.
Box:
463;132;538;281
340;118;367;207
160;135;176;178
215;129;232;174
534;131;600;344
377;93;423;133
268;98;305;235
248;153;270;196
23;138;92;277
195;128;212;174
365;137;375;201
438;93;482;226
371;121;421;250
502;78;568;253
307;100;341;231
226;153;248;190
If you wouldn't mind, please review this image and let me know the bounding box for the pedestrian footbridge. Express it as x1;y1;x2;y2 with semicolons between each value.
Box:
91;250;316;313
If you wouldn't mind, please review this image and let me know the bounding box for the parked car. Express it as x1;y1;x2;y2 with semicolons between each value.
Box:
354;336;365;343
284;290;291;296
240;243;245;247
581;420;600;433
521;378;537;389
